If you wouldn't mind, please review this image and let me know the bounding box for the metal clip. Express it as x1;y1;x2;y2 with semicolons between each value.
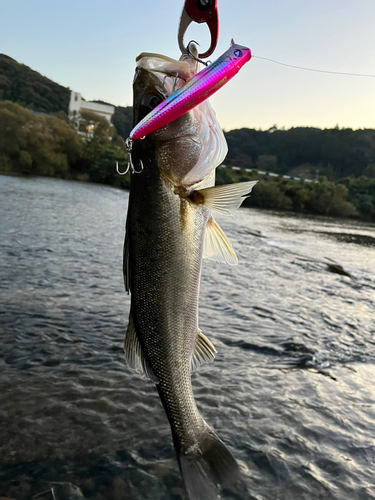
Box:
178;0;219;59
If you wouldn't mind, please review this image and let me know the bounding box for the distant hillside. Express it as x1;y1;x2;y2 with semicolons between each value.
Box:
225;126;375;180
0;54;70;113
1;54;374;181
0;54;134;138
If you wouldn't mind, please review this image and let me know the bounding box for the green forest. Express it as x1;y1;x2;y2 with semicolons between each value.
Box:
1;53;374;221
0;54;70;113
225;126;375;180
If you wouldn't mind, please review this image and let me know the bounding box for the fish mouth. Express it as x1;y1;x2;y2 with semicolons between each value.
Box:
132;52;228;187
133;52;201;143
136;52;197;95
132;65;202;185
132;69;168;136
133;65;193;138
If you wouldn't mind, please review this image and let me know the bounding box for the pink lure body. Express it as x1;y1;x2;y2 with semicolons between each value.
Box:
130;41;251;141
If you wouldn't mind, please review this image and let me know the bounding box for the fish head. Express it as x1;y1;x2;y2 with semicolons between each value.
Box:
132;65;167;131
132;53;227;187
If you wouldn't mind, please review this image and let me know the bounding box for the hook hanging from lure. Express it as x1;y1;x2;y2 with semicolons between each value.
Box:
116;138;144;175
128;40;251;144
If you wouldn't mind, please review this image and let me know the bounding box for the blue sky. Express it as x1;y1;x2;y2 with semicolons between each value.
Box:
1;0;374;131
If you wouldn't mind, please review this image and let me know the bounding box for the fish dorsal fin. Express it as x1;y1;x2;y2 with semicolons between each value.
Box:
191;329;217;374
124;311;159;383
203;217;238;266
193;180;258;215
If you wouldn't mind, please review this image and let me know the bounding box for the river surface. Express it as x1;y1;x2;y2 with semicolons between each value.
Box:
0;175;374;500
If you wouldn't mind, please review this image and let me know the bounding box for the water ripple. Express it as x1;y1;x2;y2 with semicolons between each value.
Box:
1;175;375;499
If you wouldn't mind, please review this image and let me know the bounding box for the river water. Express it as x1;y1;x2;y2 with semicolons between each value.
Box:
0;175;374;500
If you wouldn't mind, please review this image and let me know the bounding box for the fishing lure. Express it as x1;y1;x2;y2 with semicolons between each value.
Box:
129;40;252;142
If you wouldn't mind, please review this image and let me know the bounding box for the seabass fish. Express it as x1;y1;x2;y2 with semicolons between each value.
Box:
123;49;256;499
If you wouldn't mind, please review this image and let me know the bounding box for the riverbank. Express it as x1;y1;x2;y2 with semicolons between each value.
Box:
215;164;375;221
1;168;374;223
1;100;374;222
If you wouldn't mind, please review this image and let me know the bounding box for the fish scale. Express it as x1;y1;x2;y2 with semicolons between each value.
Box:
128;150;206;447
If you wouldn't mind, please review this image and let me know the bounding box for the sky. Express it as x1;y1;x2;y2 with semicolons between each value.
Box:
1;0;374;131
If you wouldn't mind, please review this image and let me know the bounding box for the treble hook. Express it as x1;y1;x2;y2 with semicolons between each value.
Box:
172;72;180;93
186;41;210;66
116;138;144;175
116;160;129;176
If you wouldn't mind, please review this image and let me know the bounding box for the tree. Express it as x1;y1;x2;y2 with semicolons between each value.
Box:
78;110;115;162
305;178;356;217
363;162;375;178
112;106;133;140
0;101;82;176
256;155;277;172
250;180;292;210
0;54;70;113
340;176;375;219
88;144;129;188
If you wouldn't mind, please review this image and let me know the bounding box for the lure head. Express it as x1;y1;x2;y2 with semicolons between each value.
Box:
132;65;167;128
228;40;252;66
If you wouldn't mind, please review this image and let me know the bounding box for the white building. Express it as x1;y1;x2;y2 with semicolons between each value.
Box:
68;91;115;138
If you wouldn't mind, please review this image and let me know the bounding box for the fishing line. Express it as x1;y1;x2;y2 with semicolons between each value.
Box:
253;55;375;78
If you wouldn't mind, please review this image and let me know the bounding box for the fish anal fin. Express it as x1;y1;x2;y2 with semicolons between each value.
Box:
190;180;258;215
190;329;216;374
203;217;238;266
124;311;159;383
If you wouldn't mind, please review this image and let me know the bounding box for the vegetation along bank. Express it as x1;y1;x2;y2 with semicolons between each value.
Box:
1;53;374;221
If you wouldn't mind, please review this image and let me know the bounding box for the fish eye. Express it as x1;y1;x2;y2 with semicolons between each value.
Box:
143;94;161;110
233;49;242;58
149;96;160;109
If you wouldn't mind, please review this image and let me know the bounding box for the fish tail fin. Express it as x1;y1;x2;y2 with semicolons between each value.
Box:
178;422;239;500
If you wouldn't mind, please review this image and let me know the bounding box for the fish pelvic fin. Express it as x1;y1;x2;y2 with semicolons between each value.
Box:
123;311;159;384
203;217;238;266
178;422;240;500
190;180;258;215
190;329;216;374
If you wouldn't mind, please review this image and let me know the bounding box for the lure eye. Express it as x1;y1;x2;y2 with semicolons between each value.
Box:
233;49;242;58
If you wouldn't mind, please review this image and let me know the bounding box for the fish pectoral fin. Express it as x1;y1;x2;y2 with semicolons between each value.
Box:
124;311;159;384
191;329;217;374
203;217;238;266
194;180;258;215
